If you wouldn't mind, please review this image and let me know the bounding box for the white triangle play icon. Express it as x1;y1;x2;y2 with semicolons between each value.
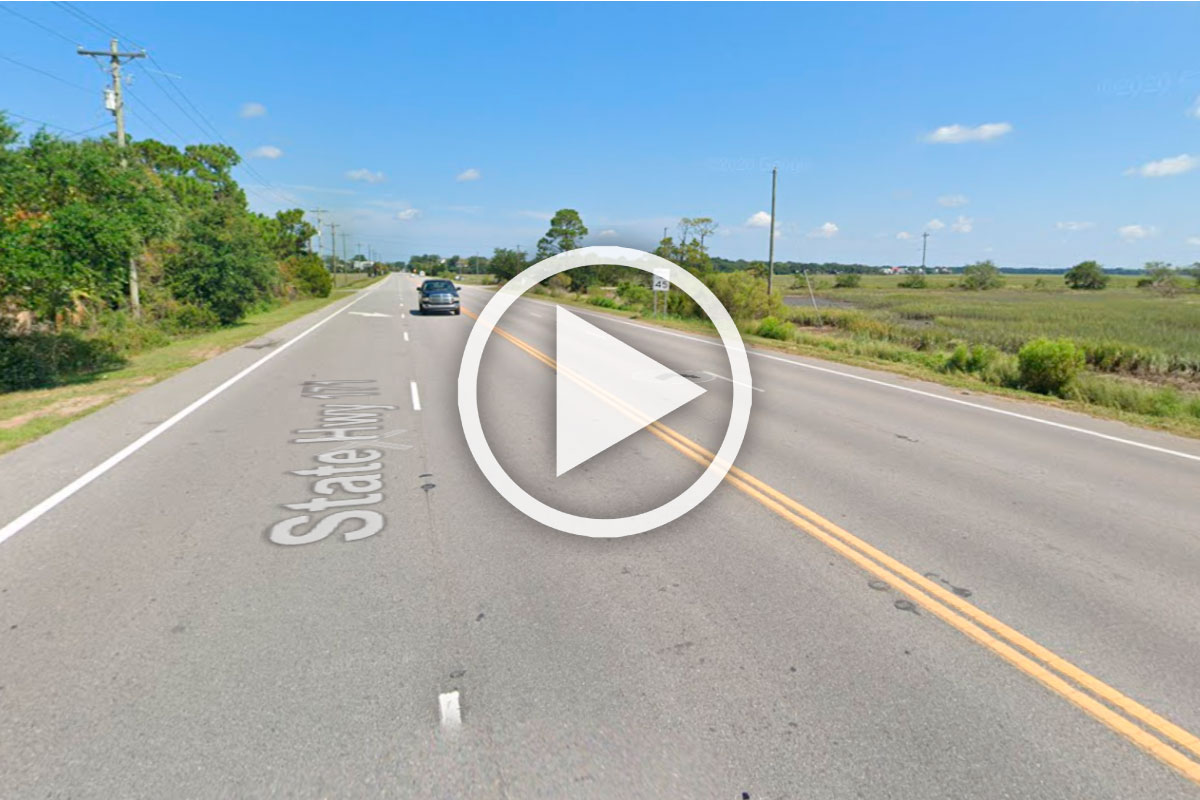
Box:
556;306;705;476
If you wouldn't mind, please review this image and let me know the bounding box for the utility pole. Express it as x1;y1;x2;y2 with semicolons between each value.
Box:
921;231;929;271
308;209;328;255
328;223;340;271
78;39;146;315
767;166;777;295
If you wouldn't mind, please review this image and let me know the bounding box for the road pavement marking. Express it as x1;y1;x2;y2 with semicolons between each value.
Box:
410;381;422;411
0;279;386;548
563;307;1200;464
704;370;764;393
403;331;410;342
466;307;1200;786
438;691;462;729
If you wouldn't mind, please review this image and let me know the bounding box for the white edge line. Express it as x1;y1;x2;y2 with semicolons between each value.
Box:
561;305;1200;464
704;370;764;393
410;380;422;411
0;280;385;547
438;690;461;729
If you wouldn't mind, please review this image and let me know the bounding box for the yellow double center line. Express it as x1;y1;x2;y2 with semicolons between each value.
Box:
462;304;1200;785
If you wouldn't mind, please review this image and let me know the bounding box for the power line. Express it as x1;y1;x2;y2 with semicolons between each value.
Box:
5;110;82;136
53;1;142;47
0;3;82;46
124;86;188;144
0;52;91;92
50;1;300;209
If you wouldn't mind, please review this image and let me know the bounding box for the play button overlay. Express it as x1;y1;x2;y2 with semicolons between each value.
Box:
556;306;705;476
458;246;753;538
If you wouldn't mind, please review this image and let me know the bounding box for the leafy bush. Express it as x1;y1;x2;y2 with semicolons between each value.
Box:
1141;262;1187;296
616;281;653;307
283;254;333;297
163;304;221;333
89;309;171;353
703;271;784;320
834;273;862;288
0;330;124;391
1064;260;1108;290
753;316;794;340
943;343;999;373
588;295;617;308
1018;338;1084;396
961;261;1003;290
166;208;278;324
898;273;927;289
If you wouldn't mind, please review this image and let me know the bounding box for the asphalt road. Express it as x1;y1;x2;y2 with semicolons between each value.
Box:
2;273;1199;799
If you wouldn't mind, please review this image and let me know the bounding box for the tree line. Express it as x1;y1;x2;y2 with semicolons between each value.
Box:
1;112;333;390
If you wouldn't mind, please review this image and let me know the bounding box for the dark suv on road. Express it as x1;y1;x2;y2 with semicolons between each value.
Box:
418;279;460;315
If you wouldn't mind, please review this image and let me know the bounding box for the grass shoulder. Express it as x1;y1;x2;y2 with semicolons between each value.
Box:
0;276;383;455
536;285;1200;441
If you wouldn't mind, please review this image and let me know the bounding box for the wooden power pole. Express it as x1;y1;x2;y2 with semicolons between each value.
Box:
767;166;777;295
78;39;146;315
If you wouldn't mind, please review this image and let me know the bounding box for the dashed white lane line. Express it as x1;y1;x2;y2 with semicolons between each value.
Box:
410;381;422;411
0;280;385;548
403;331;410;342
439;691;462;729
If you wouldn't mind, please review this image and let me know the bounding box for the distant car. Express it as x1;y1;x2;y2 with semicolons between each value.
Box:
418;279;461;315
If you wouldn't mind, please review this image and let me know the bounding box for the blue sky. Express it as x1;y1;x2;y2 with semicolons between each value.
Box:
4;2;1199;268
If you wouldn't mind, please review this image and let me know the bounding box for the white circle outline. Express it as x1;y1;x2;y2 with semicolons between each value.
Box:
457;246;752;538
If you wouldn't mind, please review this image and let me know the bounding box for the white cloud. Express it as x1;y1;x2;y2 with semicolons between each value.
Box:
1186;236;1200;246
807;222;839;239
395;208;421;221
517;210;552;221
249;145;282;159
745;211;772;228
924;122;1013;144
346;168;385;184
596;229;618;238
1125;154;1198;178
1056;221;1095;232
1188;96;1200;119
938;194;969;207
456;168;481;182
926;218;946;231
1118;224;1156;241
896;231;913;240
951;215;973;233
239;102;267;119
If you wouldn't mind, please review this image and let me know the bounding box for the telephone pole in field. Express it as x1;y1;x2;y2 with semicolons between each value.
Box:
78;39;146;314
921;231;929;270
308;209;328;255
328;223;340;271
767;166;777;295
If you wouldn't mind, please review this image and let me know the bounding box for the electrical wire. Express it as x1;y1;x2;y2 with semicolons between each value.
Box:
51;0;312;209
0;3;82;46
0;52;91;92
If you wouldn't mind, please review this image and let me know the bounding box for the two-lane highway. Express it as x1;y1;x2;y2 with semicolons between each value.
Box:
2;274;1199;798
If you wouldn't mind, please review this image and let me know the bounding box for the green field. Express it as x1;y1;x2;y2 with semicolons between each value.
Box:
785;275;1200;383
